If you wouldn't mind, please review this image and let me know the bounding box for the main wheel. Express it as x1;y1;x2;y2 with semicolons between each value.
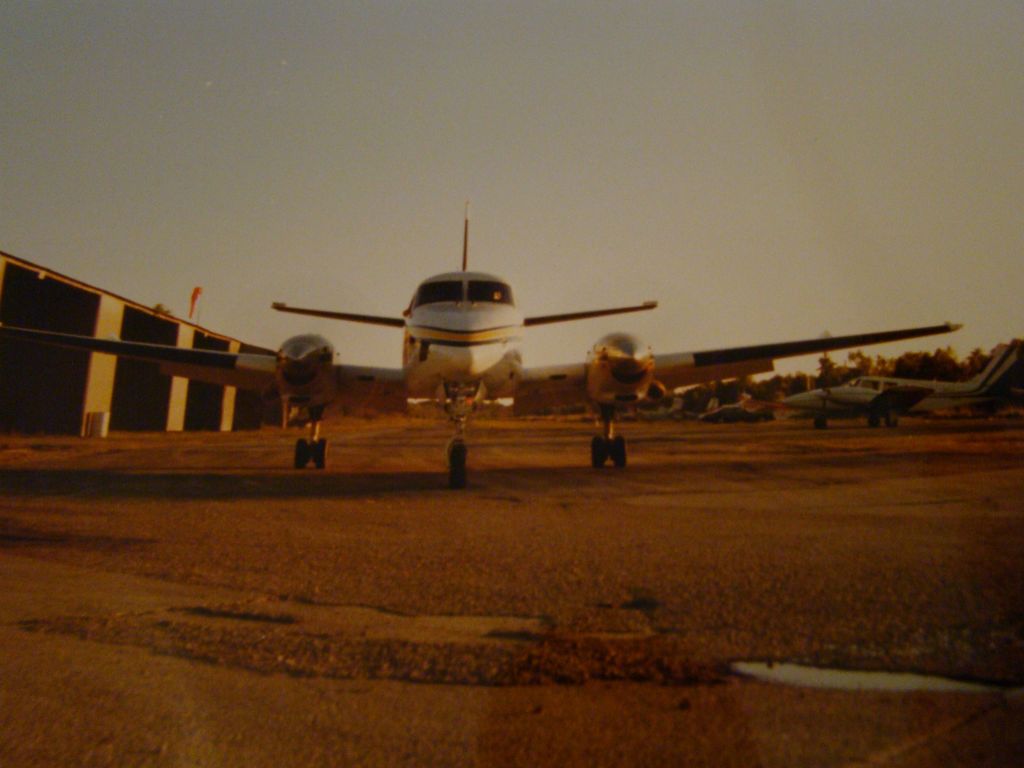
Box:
294;438;310;468
885;412;899;428
591;436;608;468
448;441;467;489
312;438;327;469
813;415;828;430
868;413;880;428
609;435;627;468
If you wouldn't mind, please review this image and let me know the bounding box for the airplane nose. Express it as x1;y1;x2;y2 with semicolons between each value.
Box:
784;391;820;407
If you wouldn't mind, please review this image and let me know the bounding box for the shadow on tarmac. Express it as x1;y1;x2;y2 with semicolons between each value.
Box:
0;468;453;498
0;465;625;499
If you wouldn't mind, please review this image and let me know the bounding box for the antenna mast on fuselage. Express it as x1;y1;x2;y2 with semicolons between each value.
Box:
462;201;469;272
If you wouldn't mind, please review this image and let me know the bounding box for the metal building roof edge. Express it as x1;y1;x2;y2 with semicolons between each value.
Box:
0;249;251;346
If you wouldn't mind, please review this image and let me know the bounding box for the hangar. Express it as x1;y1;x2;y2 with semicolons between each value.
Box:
0;250;268;435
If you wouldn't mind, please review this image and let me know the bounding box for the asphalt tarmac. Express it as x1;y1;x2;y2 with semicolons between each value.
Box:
1;416;1022;766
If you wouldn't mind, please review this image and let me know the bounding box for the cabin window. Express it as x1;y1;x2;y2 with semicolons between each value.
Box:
467;280;514;305
414;281;463;306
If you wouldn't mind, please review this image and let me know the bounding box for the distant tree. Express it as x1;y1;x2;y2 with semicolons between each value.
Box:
153;303;174;316
785;373;812;396
845;350;874;376
963;347;991;379
892;346;961;380
815;354;844;388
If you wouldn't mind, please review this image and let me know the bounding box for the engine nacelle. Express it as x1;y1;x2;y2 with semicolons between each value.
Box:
586;333;655;405
275;334;337;410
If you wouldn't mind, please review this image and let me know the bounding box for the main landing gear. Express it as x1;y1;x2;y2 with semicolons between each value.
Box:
444;383;477;489
294;406;327;469
867;409;899;428
591;405;627;468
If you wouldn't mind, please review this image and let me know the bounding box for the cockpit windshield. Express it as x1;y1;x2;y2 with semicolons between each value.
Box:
414;281;463;307
467;280;514;305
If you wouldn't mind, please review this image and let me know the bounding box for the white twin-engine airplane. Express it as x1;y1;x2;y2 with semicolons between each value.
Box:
783;340;1022;429
0;222;960;487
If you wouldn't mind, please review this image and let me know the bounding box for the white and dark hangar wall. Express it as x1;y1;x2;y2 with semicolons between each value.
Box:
0;250;268;435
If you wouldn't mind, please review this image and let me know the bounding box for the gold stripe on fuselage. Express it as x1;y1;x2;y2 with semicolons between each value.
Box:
406;324;522;346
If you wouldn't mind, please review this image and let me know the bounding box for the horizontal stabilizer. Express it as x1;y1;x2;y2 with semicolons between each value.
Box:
524;300;657;327
272;303;405;328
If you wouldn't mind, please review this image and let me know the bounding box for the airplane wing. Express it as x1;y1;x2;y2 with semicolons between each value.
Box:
524;301;657;326
868;385;934;412
513;363;587;415
653;323;961;390
272;303;406;328
333;364;408;413
0;324;278;391
514;322;960;413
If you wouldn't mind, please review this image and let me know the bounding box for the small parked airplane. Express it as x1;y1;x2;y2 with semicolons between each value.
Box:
698;394;778;423
0;217;961;486
783;341;1022;429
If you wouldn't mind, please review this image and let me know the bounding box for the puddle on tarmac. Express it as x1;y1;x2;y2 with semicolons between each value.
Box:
731;661;1013;694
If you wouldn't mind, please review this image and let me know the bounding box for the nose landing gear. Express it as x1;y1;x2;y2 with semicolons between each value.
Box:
444;383;478;489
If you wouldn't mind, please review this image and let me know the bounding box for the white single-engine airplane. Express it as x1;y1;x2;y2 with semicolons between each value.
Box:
0;219;960;487
783;340;1022;429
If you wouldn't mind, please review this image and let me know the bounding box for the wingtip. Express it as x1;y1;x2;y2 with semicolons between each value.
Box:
643;300;658;308
271;302;286;310
946;322;963;332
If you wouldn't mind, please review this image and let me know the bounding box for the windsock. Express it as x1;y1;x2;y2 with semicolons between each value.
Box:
189;286;203;320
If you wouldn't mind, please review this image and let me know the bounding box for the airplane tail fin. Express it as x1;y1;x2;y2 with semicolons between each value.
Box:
462;202;469;272
964;341;1023;397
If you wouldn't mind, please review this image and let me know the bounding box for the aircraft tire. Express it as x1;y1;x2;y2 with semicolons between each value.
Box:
813;415;827;430
591;436;608;468
313;438;327;469
609;436;627;468
868;413;880;428
885;413;898;428
294;438;310;469
449;441;467;489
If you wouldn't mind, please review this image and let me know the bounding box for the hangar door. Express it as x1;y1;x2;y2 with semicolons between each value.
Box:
109;307;178;431
0;263;99;433
184;331;228;430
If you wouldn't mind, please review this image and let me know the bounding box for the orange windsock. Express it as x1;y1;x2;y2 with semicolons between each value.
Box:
189;286;203;320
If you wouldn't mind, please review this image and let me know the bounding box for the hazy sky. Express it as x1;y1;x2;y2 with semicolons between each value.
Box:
2;2;1021;373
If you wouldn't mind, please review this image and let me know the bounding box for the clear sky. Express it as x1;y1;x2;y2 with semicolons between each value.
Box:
2;3;1021;373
